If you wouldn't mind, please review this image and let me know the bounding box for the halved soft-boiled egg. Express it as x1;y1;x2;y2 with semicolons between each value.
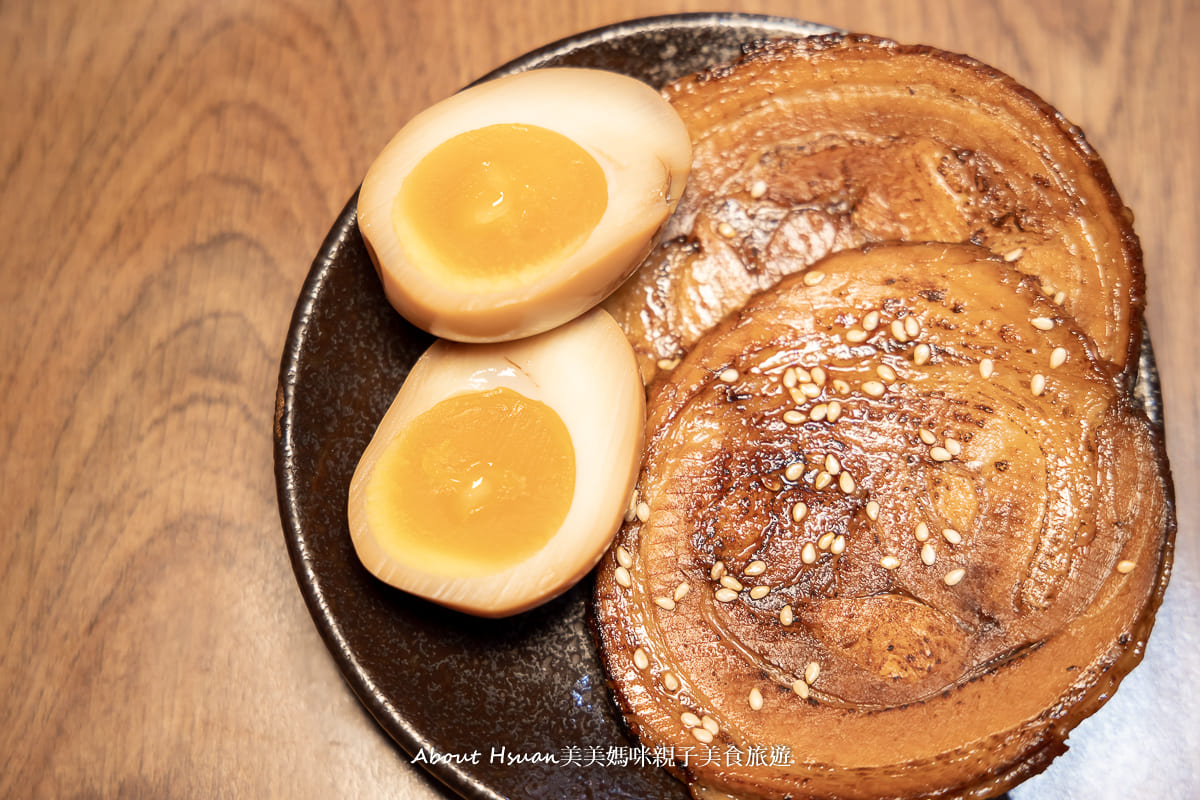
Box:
357;67;692;342
347;308;645;617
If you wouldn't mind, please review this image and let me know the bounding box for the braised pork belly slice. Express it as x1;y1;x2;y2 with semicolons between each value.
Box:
594;243;1173;800
604;34;1143;383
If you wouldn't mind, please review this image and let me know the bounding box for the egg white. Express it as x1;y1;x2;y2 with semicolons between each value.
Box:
358;67;692;343
347;308;645;617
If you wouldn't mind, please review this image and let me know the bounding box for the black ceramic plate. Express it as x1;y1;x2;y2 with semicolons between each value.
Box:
274;13;1166;800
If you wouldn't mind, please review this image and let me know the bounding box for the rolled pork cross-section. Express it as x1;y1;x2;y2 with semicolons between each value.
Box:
594;243;1174;800
604;34;1144;383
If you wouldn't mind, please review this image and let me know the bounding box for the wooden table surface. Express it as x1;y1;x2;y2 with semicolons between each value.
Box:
2;1;1196;798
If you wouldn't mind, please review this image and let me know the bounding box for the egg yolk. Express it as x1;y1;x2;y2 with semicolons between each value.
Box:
365;386;576;576
394;123;608;286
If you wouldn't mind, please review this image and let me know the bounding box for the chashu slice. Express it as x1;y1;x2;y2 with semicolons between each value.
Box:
593;243;1174;800
603;34;1144;383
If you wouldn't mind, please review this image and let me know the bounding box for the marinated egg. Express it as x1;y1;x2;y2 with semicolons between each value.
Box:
347;308;645;617
357;67;692;342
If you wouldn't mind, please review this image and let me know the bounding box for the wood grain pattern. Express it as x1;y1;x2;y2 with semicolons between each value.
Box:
1;1;1195;798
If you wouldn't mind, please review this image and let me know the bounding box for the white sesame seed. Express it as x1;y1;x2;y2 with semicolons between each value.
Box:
805;661;821;685
780;605;794;626
745;560;767;576
794;367;812;383
662;672;680;692
719;367;739;383
905;316;920;338
1031;373;1047;396
692;727;714;744
800;382;822;398
832;379;851;394
717;222;737;238
980;358;994;379
674;582;690;601
715;587;738;602
783;410;805;425
846;328;868;343
720;575;744;592
1004;247;1025;262
1031;317;1055;331
681;711;702;728
814;471;833;490
1053;291;1067;305
791;502;809;522
826;401;842;422
633;647;649;670
942;528;962;545
749;687;764;710
877;364;897;382
831;535;846;555
818;531;836;550
701;715;720;735
809;403;828;422
784;462;805;482
616;545;633;569
783;367;798;388
866;500;880;521
863;310;880;331
915;522;930;541
930;446;952;462
749;585;770;600
839;472;856;493
913;343;932;366
1050;347;1068;368
891;319;909;342
944;568;966;586
918;428;937;445
1117;560;1137;574
811;367;827;386
788;387;806;405
921;542;936;565
803;270;826;286
944;438;962;456
615;566;632;588
792;679;810;699
636;502;650;522
750;179;768;199
801;542;818;564
710;561;726;580
825;454;841;474
655;596;676;611
656;357;679;371
881;555;901;570
862;381;886;397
